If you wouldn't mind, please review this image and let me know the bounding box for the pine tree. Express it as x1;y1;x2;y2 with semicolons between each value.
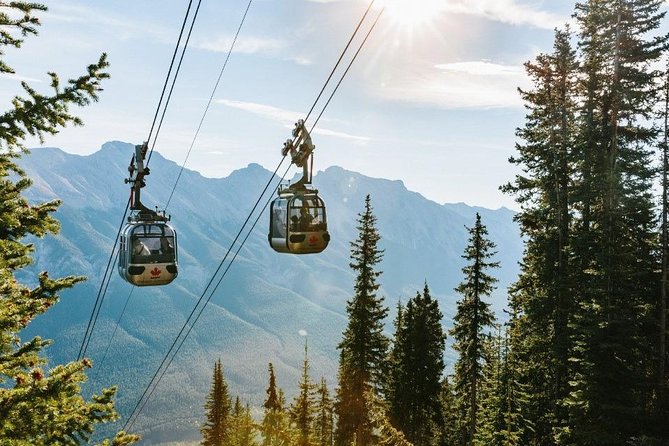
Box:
501;27;580;444
0;3;137;445
387;283;446;446
563;1;668;443
201;359;232;446
450;213;499;445
314;378;334;446
261;363;295;446
335;194;389;446
290;341;316;446
439;377;459;446
230;397;259;446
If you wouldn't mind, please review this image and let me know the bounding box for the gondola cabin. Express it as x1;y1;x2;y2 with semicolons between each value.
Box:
269;191;329;254
118;221;178;286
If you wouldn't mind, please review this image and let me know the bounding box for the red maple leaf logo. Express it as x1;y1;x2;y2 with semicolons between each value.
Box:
308;235;319;245
150;267;162;277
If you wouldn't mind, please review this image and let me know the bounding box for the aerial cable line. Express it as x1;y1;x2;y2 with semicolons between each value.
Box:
145;0;198;149
122;0;384;429
147;0;204;165
77;0;201;362
123;156;288;431
304;0;376;124
125;164;291;432
77;209;127;361
166;0;254;209
311;7;384;131
91;0;253;384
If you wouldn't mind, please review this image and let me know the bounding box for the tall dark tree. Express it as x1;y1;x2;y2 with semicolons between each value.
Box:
229;397;259;446
502;27;580;444
314;378;334;446
201;359;232;446
450;213;499;445
0;3;137;445
335;194;389;446
387;283;446;446
261;363;295;446
290;341;316;446
562;1;669;443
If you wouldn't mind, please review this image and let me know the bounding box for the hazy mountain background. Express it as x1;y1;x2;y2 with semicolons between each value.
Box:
17;141;522;444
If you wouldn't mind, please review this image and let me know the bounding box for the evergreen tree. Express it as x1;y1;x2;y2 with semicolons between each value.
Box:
0;3;137;445
561;1;668;443
335;194;389;446
261;363;295;446
290;341;316;446
230;397;259;446
439;378;458;446
501;27;580;444
314;378;334;446
450;213;499;445
387;283;445;446
201;359;232;446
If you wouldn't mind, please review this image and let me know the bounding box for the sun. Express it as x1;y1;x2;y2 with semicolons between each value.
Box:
377;0;446;28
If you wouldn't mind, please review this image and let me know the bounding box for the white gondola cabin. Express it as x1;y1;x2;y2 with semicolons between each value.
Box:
118;221;178;286
118;142;178;286
269;189;329;254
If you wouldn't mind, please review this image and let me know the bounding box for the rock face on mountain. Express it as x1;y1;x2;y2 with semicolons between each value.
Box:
19;141;522;443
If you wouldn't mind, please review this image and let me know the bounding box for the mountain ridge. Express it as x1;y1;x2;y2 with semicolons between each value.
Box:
18;141;522;444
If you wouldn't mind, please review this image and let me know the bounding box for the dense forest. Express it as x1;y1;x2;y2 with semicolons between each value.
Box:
201;0;669;444
2;0;669;445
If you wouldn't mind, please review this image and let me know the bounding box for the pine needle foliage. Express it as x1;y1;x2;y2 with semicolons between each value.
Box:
450;213;499;446
201;359;232;446
0;3;135;445
387;284;446;446
261;363;296;446
335;195;389;446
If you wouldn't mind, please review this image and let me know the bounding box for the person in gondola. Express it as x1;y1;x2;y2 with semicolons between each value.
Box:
299;206;313;230
133;239;151;258
160;236;174;255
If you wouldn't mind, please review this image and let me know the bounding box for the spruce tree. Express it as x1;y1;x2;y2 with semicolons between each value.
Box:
261;363;295;446
290;341;316;446
0;3;137;445
335;194;389;446
201;359;232;446
564;1;668;443
230;397;259;446
387;284;446;446
450;213;499;445
501;27;580;444
314;378;334;446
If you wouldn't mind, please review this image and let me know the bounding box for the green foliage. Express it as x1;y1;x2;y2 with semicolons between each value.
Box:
387;284;445;446
450;213;499;446
229;398;259;446
314;378;334;446
261;363;297;446
504;0;669;444
335;195;389;446
0;3;136;445
289;342;317;446
201;359;232;446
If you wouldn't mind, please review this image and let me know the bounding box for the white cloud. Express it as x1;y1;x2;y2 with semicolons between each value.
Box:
443;0;563;29
217;99;302;125
217;99;371;143
46;2;170;42
435;61;524;76
197;36;285;54
375;61;529;109
0;73;44;83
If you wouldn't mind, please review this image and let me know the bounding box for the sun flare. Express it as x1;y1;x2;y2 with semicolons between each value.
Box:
378;0;446;28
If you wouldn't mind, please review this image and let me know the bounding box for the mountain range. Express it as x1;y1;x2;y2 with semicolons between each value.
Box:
18;141;523;444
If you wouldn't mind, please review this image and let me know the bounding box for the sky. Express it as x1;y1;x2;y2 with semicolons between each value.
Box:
1;0;582;209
